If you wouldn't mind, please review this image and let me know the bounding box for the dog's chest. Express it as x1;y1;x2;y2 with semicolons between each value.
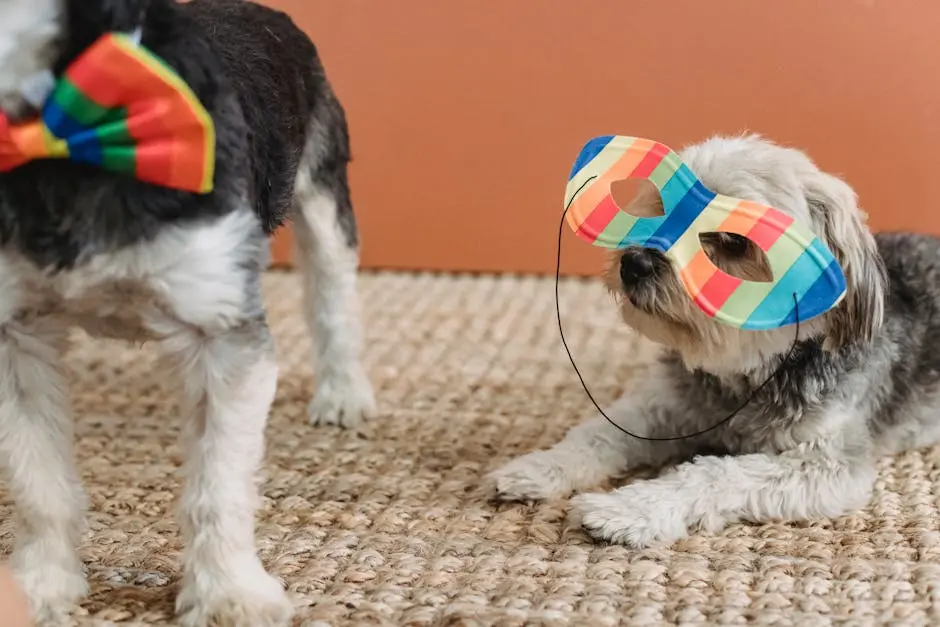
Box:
54;278;166;342
0;209;260;341
5;255;174;342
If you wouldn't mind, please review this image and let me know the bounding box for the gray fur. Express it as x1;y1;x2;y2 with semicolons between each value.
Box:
302;95;360;249
490;134;939;548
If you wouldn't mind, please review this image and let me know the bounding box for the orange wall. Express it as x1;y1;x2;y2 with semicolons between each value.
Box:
265;0;940;276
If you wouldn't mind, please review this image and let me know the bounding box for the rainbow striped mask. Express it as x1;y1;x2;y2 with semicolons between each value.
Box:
565;136;846;330
0;32;215;194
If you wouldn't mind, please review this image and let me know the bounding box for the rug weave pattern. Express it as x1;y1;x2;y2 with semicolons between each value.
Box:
2;272;940;626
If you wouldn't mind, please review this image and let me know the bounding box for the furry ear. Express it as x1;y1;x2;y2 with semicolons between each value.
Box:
58;0;156;71
804;171;886;351
78;0;152;28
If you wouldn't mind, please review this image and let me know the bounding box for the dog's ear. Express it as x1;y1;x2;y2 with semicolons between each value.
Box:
57;0;159;74
804;171;886;351
81;0;152;28
60;0;153;53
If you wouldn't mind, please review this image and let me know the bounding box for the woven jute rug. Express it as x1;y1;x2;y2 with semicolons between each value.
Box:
2;271;939;626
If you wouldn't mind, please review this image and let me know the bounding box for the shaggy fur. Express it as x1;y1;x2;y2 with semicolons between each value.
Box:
489;134;940;549
0;1;375;625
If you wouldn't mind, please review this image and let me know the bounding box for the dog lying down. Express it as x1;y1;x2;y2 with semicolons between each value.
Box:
491;134;940;548
0;0;374;625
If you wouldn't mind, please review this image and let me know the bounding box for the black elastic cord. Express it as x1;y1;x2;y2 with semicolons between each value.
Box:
556;178;801;441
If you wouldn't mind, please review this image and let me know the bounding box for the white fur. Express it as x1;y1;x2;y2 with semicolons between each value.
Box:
0;315;88;626
1;210;291;625
0;0;63;116
293;170;376;428
570;445;875;547
170;348;290;627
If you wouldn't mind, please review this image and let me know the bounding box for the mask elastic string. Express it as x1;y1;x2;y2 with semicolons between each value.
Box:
556;181;802;442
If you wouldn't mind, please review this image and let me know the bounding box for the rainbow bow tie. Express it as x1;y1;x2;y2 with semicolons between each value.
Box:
0;32;215;194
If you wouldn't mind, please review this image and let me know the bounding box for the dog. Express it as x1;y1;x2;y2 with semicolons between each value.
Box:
489;133;940;548
0;0;375;624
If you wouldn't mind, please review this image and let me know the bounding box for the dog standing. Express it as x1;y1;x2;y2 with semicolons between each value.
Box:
490;134;940;548
0;0;374;624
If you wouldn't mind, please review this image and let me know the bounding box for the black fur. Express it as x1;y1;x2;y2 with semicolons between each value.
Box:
0;0;356;269
182;0;355;241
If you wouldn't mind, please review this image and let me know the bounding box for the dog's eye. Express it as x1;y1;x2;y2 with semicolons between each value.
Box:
699;232;751;257
699;232;774;282
720;233;751;256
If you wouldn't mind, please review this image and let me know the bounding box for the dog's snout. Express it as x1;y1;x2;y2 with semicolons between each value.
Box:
619;248;657;287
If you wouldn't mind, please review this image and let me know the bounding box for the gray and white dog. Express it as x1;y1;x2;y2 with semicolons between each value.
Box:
0;0;373;625
490;134;940;548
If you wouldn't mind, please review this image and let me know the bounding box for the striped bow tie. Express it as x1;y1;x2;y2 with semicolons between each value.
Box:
0;32;215;194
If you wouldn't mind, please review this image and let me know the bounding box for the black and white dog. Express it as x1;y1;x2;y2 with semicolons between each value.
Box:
0;0;374;624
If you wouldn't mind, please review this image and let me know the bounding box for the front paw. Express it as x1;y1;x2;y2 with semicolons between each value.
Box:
570;485;692;548
176;561;292;627
488;451;576;501
308;369;377;428
12;558;88;626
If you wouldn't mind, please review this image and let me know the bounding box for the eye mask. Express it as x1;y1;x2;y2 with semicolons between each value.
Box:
565;135;846;330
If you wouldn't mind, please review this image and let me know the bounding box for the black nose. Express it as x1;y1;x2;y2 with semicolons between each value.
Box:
620;248;656;287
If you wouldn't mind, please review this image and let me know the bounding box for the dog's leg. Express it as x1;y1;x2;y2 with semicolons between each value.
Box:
168;321;291;627
571;440;876;547
489;374;696;500
147;211;291;627
292;134;375;428
0;318;88;624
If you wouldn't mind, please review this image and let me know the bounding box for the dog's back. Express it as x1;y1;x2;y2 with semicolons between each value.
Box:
0;0;345;268
183;0;347;234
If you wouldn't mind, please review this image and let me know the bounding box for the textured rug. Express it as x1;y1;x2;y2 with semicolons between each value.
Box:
2;271;940;626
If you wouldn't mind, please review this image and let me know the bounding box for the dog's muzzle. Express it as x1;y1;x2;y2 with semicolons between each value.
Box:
619;247;663;288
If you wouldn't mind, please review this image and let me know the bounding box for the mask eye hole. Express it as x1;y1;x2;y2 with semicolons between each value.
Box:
699;232;773;283
610;179;664;218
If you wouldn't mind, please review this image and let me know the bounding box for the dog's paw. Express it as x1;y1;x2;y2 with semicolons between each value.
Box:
176;563;292;627
569;486;691;548
308;370;377;428
488;451;576;501
13;559;88;626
